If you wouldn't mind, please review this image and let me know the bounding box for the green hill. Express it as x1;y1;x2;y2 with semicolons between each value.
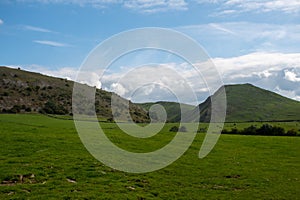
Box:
196;84;300;122
137;101;195;122
0;66;149;122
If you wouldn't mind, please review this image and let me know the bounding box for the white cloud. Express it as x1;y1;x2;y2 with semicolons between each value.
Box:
23;25;55;33
110;83;127;96
0;19;3;25
275;86;300;101
123;0;188;13
284;69;300;82
226;0;300;14
209;23;237;35
212;52;300;76
197;0;300;14
34;40;70;47
15;0;187;13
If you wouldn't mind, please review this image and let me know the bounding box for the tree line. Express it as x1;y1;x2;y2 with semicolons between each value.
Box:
222;124;299;136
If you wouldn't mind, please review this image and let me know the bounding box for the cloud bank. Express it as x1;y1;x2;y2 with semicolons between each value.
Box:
14;51;300;104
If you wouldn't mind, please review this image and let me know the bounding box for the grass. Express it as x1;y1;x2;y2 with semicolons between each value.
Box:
0;114;300;199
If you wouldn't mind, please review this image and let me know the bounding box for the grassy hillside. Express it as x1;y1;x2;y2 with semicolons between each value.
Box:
196;84;300;122
0;66;149;123
0;114;299;199
137;101;195;122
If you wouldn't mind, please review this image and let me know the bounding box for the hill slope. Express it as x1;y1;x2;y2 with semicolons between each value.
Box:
0;66;149;122
137;101;195;122
195;84;300;122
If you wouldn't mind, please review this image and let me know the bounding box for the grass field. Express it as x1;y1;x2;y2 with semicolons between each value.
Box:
0;114;300;199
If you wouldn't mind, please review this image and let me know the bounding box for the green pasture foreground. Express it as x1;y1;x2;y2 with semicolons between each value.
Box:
0;114;299;199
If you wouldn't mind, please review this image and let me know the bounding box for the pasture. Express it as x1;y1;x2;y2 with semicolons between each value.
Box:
0;114;299;199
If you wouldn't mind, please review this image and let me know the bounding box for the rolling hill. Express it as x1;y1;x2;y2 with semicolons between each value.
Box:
0;66;150;122
193;84;300;122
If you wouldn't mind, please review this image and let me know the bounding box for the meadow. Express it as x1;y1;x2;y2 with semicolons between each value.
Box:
0;114;299;199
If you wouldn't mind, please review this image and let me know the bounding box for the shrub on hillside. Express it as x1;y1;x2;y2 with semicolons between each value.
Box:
40;100;68;115
10;105;21;113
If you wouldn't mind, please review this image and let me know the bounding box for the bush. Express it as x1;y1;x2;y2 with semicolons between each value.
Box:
170;126;179;132
25;107;31;112
271;126;285;136
107;118;114;123
241;125;257;135
230;128;239;134
41;101;68;115
10;105;21;113
197;127;207;133
221;124;297;137
257;124;273;135
286;129;297;136
221;129;230;134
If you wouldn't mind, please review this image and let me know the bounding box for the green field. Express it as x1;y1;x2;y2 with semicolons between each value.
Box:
0;114;300;199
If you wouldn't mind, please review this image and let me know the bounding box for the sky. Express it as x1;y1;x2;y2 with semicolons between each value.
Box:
1;0;300;104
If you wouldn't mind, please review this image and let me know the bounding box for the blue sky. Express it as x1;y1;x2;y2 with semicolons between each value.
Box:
1;0;300;104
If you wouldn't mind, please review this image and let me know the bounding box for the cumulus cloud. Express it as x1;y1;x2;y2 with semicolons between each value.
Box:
34;40;70;47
